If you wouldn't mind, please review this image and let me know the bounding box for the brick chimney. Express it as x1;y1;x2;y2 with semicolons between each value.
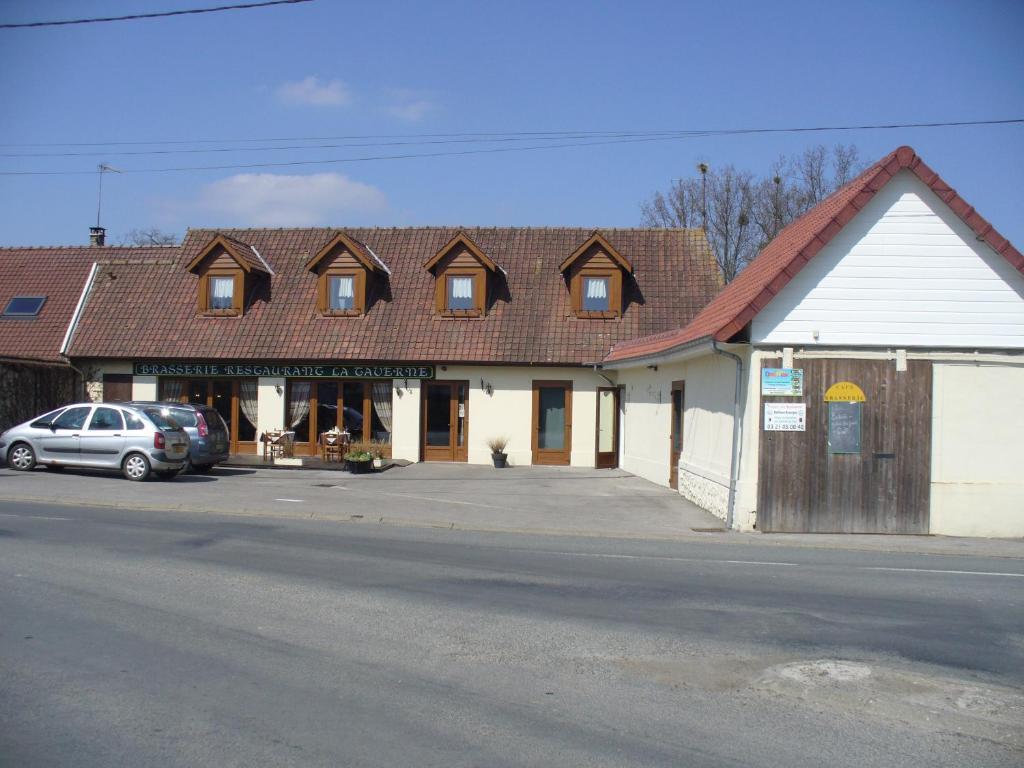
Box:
89;226;106;247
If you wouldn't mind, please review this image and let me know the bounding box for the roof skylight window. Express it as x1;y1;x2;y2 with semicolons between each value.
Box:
2;296;46;317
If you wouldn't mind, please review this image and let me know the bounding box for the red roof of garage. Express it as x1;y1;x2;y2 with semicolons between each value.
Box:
605;146;1024;363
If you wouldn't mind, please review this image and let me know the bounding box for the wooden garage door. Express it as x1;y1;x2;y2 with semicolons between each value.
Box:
758;358;931;533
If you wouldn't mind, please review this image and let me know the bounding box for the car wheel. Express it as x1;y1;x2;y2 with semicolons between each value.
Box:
8;442;36;471
122;452;151;481
156;470;180;480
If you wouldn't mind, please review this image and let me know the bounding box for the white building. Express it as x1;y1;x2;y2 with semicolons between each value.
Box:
604;146;1024;538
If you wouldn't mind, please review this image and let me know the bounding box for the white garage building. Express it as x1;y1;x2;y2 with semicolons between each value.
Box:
604;146;1024;537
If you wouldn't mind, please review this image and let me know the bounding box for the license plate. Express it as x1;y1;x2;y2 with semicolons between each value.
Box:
173;443;186;451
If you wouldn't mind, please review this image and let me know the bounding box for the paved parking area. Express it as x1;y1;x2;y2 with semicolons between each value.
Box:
0;463;725;540
1;462;1022;556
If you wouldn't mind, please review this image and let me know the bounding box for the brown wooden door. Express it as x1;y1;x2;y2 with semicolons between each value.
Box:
422;381;468;462
102;374;132;402
595;387;620;469
532;381;572;465
757;358;931;533
669;381;685;489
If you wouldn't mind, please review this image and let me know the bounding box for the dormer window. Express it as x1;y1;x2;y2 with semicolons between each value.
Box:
328;275;356;311
208;276;235;310
187;233;271;317
447;275;475;311
305;231;388;317
582;277;609;312
425;232;500;318
560;232;632;319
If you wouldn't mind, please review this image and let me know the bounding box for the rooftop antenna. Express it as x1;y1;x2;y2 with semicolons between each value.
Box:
95;163;121;228
697;162;709;230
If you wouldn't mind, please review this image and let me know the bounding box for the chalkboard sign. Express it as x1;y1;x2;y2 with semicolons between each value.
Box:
828;402;861;454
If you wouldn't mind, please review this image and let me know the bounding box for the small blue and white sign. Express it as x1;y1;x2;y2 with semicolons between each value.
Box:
761;368;804;396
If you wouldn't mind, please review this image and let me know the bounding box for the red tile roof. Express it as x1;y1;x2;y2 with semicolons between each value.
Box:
0;247;159;364
67;227;719;365
605;146;1024;363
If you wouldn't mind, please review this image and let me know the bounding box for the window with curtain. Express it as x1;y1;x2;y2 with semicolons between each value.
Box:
209;275;234;310
371;382;392;441
582;276;609;312
447;276;474;310
329;275;355;310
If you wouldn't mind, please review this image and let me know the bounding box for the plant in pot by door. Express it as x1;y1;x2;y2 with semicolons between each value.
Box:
487;436;510;468
344;449;373;474
370;439;386;469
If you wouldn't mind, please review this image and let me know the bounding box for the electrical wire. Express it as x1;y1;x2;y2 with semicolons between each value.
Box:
0;0;313;30
1;119;1019;150
0;131;692;158
0;119;1019;176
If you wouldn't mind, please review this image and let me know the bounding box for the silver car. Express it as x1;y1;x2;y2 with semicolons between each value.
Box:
0;402;190;481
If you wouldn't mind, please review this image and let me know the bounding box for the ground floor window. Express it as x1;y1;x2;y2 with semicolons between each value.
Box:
287;379;392;457
160;377;258;448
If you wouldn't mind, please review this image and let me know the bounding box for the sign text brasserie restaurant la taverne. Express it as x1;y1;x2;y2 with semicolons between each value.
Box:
133;362;436;380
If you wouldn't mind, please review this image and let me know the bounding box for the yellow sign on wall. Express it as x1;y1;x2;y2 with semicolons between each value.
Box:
824;381;866;402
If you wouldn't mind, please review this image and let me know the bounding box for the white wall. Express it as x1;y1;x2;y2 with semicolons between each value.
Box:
751;170;1024;349
391;378;421;462
257;377;285;437
441;366;607;467
931;361;1024;537
132;375;157;401
615;352;743;522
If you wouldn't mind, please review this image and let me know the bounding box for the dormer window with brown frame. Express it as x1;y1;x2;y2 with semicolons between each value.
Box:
560;231;632;319
424;232;500;318
305;231;388;317
187;233;272;317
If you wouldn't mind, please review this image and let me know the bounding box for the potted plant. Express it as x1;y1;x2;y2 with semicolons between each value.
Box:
487;436;510;468
370;439;386;469
344;448;374;474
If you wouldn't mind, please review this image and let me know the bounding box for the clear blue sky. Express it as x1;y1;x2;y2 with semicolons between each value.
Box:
0;0;1021;247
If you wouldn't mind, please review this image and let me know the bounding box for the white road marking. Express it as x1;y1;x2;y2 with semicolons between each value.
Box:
864;567;1024;578
513;549;800;567
0;513;71;520
273;498;305;503
376;492;506;510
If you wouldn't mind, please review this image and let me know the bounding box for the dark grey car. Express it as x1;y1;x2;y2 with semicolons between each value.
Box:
124;401;230;473
0;403;190;480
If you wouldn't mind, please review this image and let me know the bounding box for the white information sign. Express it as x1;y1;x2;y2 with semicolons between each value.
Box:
764;402;806;431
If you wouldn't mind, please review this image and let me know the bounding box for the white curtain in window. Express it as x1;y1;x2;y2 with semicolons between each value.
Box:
331;276;354;308
161;379;184;402
450;277;473;298
585;278;608;299
371;382;392;435
288;381;311;429
210;276;234;308
239;380;258;430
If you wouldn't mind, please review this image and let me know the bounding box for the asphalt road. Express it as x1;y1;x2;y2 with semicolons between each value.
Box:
1;500;1022;768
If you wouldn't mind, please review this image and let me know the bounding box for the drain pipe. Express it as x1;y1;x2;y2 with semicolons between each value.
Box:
712;340;743;530
591;363;616;387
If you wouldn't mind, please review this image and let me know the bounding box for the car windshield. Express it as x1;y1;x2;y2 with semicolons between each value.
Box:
141;407;182;431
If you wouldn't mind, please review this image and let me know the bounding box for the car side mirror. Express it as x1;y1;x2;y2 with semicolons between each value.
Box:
49;423;57;432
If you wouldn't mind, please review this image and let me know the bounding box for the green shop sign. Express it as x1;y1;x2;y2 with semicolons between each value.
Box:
133;362;435;380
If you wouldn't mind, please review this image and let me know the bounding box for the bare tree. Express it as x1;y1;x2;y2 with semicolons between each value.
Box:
642;144;862;282
119;227;178;246
641;164;759;283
